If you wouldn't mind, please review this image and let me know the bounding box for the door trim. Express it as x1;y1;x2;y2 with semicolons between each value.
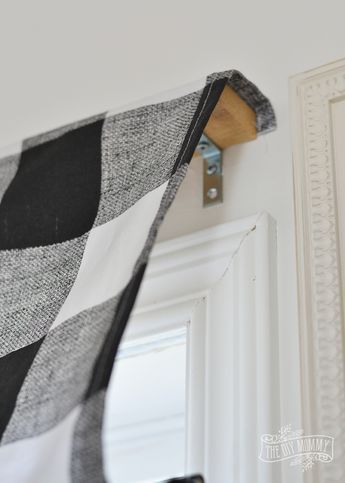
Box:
113;212;280;483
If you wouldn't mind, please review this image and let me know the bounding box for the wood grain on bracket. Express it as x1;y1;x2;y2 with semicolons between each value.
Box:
203;85;257;149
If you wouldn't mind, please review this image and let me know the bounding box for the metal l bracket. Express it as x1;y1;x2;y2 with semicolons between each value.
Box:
195;134;223;207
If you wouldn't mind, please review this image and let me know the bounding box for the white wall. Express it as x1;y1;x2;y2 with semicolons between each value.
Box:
1;2;344;482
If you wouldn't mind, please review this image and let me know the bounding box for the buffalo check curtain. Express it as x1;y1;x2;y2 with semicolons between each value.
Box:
0;70;275;483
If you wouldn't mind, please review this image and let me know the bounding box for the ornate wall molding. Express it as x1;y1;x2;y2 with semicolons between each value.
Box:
290;59;345;483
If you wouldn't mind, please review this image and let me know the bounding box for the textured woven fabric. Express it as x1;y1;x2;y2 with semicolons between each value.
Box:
0;70;275;482
2;298;118;444
71;390;106;483
0;235;88;355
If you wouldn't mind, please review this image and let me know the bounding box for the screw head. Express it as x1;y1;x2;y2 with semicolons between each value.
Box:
207;187;218;200
198;140;210;151
206;164;217;176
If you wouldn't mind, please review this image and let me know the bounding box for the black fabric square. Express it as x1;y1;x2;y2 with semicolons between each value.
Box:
0;338;44;439
0;119;104;249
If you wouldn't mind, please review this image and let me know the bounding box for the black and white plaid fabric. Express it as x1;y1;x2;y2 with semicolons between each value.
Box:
0;70;275;482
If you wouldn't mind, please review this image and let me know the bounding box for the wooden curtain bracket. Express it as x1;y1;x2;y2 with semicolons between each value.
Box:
195;85;257;207
204;84;257;148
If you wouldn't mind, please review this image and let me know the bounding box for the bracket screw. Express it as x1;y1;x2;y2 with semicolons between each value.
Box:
198;140;210;151
206;164;218;176
207;188;218;200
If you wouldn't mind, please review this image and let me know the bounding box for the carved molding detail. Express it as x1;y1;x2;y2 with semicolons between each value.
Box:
290;61;345;483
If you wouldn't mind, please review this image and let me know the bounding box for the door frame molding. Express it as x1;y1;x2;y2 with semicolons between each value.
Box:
112;212;280;483
290;59;345;483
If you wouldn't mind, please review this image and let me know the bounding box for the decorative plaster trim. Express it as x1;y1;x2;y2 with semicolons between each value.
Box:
290;59;345;483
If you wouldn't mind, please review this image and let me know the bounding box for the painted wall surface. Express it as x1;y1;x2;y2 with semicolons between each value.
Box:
1;2;344;482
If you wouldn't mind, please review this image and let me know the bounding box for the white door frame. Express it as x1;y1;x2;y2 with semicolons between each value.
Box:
119;211;280;483
290;58;345;483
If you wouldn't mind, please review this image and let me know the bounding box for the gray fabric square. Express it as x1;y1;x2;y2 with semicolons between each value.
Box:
71;390;106;483
0;234;88;357
134;164;189;272
95;91;202;226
